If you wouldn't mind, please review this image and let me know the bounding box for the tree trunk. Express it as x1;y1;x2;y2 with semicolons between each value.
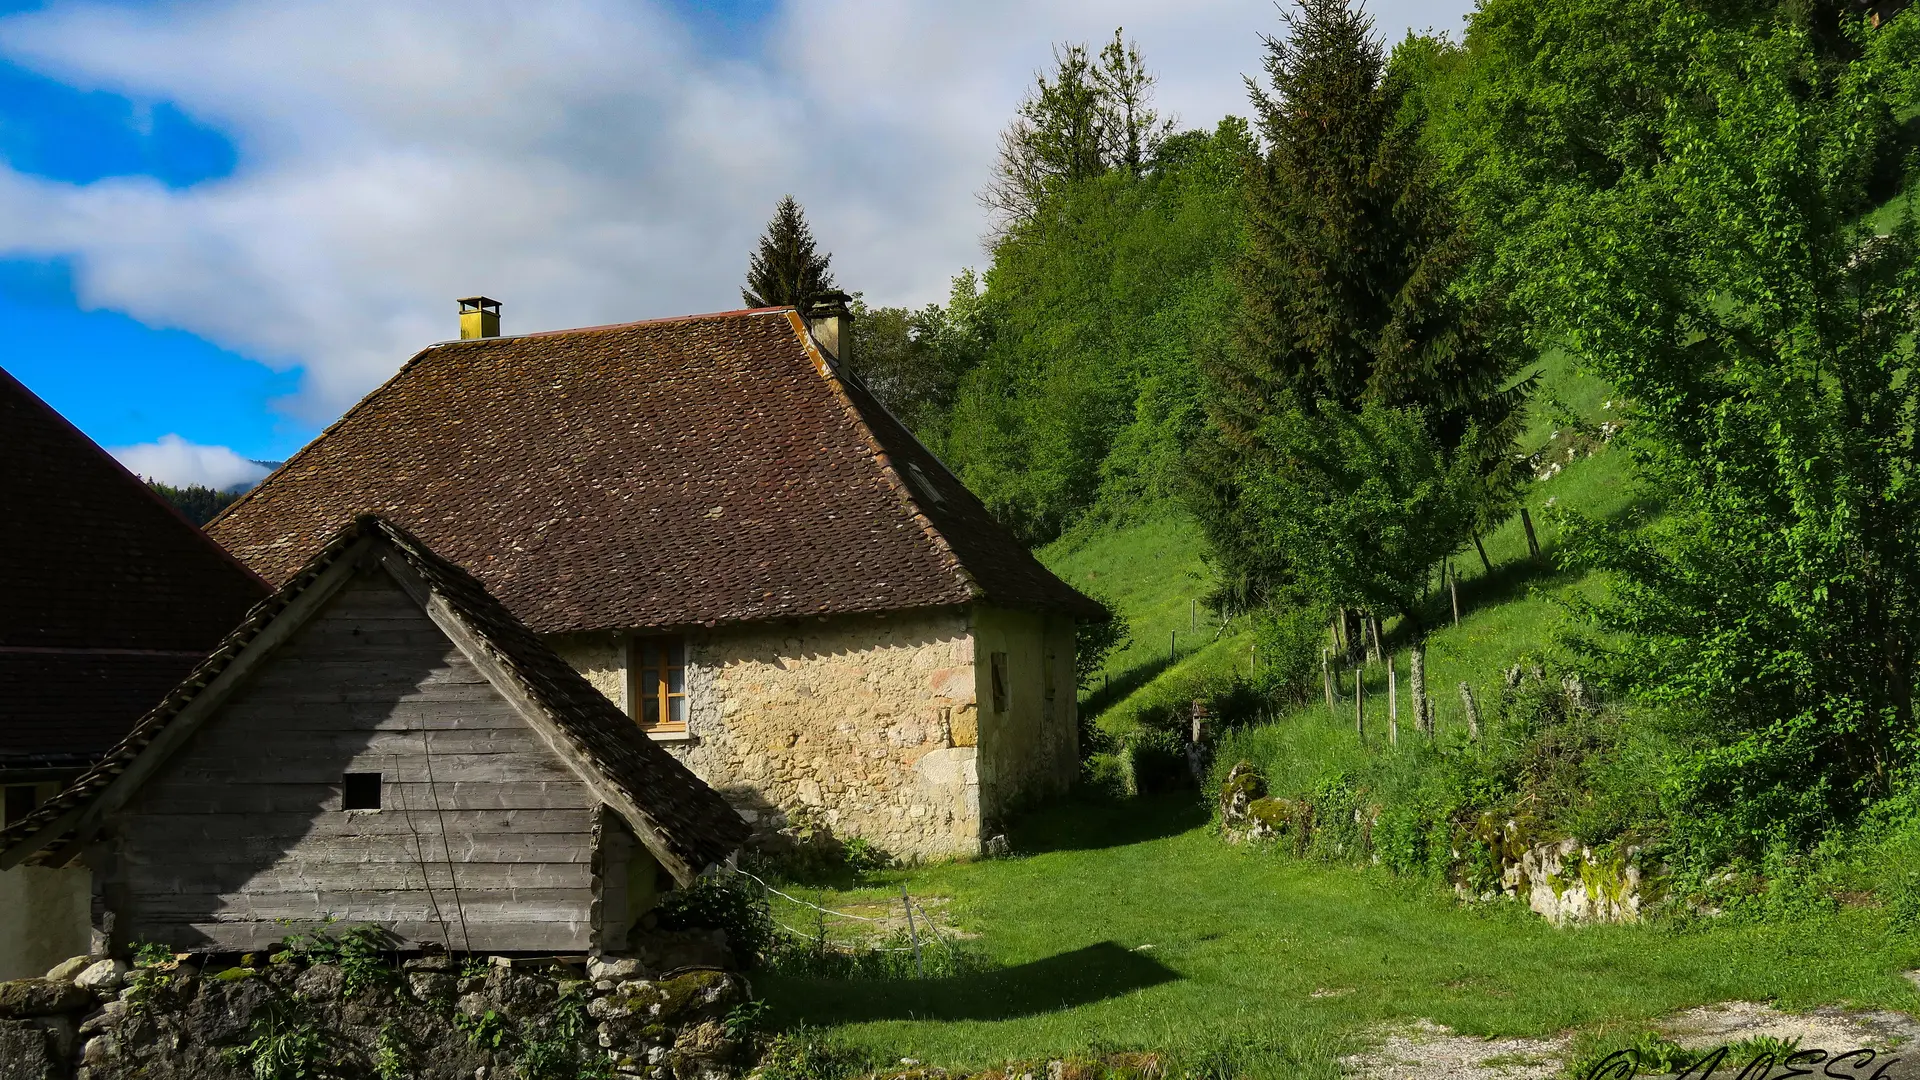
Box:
1409;640;1429;738
1368;614;1384;664
1472;531;1492;574
1521;508;1542;563
1459;682;1480;742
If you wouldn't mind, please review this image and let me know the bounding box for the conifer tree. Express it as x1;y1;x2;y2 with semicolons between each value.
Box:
742;195;839;310
1192;0;1524;626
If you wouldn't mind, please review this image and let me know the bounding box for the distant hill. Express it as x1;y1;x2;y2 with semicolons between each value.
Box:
147;463;278;527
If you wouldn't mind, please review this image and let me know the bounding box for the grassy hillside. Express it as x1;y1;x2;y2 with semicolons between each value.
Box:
1040;516;1260;739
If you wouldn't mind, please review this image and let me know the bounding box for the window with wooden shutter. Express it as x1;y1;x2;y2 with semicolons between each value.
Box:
632;636;688;734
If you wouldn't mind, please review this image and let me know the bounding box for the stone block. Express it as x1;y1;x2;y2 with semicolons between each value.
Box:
0;1019;57;1080
73;962;125;997
0;980;89;1020
41;959;89;986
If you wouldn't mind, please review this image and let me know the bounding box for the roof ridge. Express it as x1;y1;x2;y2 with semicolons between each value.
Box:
432;305;796;347
0;366;270;593
208;307;796;534
781;310;984;605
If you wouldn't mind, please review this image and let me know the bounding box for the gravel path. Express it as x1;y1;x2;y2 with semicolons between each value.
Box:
1342;993;1920;1079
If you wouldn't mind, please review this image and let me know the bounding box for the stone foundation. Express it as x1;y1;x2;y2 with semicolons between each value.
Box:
0;945;748;1080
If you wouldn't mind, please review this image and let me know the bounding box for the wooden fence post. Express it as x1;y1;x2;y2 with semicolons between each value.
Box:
1521;508;1543;563
1354;664;1365;743
1323;648;1336;717
1459;682;1481;742
901;885;924;979
1387;655;1399;746
1449;562;1461;627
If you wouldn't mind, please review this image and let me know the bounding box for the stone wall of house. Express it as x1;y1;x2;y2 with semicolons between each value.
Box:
0;866;91;983
682;609;982;862
970;606;1078;828
550;605;1077;863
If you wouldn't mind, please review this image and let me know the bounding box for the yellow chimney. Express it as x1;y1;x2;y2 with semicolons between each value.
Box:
458;296;501;340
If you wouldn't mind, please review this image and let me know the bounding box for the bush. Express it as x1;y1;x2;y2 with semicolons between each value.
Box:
655;874;776;968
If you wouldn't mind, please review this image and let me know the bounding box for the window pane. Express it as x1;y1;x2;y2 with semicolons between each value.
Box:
668;696;687;724
641;639;660;666
668;667;685;694
642;671;659;698
643;698;660;726
667;638;685;666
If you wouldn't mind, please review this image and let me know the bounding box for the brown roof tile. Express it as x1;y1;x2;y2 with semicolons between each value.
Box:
209;308;1099;633
0;366;269;764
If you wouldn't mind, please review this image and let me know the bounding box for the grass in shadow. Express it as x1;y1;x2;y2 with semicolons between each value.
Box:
759;941;1181;1026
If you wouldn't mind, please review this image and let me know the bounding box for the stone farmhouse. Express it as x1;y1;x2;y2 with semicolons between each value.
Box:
0;366;268;978
0;516;748;955
206;303;1102;860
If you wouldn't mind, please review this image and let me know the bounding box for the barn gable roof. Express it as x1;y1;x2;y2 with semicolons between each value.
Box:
0;366;270;768
206;308;1101;633
0;516;748;883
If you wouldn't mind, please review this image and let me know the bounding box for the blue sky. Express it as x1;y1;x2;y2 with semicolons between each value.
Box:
0;0;1469;486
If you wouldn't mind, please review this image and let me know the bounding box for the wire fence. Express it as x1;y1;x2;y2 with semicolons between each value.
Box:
726;865;956;968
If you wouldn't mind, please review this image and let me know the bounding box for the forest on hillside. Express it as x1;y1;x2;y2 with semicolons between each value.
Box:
823;0;1920;880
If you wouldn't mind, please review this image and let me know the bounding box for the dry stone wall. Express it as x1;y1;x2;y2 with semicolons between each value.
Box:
0;943;748;1080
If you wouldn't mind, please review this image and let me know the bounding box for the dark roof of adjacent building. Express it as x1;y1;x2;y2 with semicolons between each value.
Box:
0;366;270;767
0;516;750;880
208;308;1101;634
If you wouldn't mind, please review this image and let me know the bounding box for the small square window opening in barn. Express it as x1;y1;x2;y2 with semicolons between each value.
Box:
3;784;35;827
342;773;382;811
990;652;1010;713
632;636;688;733
1044;652;1057;702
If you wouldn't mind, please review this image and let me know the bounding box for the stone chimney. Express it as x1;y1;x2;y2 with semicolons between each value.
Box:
803;292;852;365
458;296;501;340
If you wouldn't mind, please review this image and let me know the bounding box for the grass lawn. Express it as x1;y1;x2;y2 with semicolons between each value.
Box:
757;795;1920;1077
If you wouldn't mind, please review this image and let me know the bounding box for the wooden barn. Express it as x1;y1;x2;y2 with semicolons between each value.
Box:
0;516;748;955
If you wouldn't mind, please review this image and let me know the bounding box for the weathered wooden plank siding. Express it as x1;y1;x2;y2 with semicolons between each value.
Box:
105;570;602;953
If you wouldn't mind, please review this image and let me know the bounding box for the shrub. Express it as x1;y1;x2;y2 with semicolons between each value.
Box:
656;873;776;968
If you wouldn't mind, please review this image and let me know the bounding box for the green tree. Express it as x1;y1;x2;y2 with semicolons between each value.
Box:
1491;4;1920;854
982;29;1173;234
1192;0;1525;623
742;195;839;310
846;272;989;453
948;118;1252;543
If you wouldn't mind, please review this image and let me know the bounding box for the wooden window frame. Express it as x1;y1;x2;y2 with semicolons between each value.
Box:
629;635;689;735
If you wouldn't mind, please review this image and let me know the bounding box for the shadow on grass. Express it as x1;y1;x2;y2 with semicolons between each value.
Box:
1010;792;1209;854
1078;653;1176;719
759;940;1180;1025
1407;491;1662;646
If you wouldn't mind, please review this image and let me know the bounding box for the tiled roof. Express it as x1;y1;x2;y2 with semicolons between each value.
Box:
208;308;1101;633
1;516;749;879
0;366;269;765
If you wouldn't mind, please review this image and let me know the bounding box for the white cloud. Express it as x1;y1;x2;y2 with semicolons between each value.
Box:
0;0;1473;423
112;434;272;490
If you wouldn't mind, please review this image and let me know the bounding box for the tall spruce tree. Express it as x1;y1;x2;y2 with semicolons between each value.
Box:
1192;0;1524;627
742;195;839;310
